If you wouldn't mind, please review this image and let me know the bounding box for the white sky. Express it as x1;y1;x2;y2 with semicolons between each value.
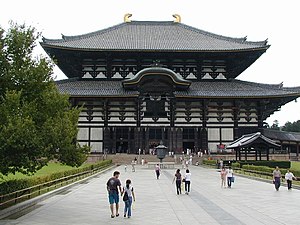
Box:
1;0;300;126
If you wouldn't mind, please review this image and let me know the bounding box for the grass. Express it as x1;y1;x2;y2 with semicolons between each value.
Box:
0;162;93;183
291;161;300;171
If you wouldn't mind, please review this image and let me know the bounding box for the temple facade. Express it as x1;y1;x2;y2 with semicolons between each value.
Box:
41;15;300;154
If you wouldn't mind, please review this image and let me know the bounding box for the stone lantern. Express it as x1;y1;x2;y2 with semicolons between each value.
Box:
155;141;168;163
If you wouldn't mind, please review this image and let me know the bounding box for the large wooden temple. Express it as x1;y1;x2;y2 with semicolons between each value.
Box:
41;14;300;154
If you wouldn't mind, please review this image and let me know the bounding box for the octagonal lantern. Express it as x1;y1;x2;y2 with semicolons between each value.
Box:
155;141;168;163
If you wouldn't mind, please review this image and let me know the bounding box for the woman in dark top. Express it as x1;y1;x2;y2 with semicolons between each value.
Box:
172;169;182;195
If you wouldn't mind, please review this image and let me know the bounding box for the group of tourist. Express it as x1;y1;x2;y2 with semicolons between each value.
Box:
172;169;192;195
106;164;297;219
106;171;136;219
273;166;296;191
220;166;234;188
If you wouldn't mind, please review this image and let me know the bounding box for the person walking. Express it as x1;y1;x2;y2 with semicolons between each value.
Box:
285;170;296;190
155;164;161;179
172;169;182;195
184;169;191;194
273;166;282;191
226;167;234;188
220;167;227;188
122;179;136;218
106;171;122;218
131;160;136;172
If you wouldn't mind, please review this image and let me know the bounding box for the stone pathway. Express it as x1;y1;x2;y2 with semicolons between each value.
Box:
1;165;299;225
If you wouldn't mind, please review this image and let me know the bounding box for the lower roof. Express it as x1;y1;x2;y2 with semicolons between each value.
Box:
56;78;300;99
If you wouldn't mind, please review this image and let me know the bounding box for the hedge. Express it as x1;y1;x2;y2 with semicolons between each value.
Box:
232;162;240;169
0;160;112;195
202;159;217;166
241;164;300;177
239;160;291;169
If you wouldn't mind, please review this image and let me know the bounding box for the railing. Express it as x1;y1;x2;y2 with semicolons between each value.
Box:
0;164;111;210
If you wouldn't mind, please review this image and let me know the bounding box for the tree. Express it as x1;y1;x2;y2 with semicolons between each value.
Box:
282;120;300;132
0;22;89;175
269;120;280;131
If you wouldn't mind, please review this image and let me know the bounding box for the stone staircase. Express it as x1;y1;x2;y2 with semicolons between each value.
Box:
87;153;204;165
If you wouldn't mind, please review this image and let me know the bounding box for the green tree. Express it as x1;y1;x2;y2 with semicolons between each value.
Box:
282;120;300;132
270;120;280;130
0;22;89;175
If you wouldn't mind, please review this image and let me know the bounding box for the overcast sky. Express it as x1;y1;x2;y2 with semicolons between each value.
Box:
1;0;300;126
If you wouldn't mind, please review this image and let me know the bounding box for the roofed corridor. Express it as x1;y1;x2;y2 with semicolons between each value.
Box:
1;165;300;225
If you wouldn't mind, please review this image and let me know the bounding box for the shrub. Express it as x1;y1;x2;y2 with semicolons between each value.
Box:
202;159;217;166
0;160;112;195
232;162;240;168
239;160;291;169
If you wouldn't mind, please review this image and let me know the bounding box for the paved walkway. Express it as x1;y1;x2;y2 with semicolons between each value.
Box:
1;165;300;225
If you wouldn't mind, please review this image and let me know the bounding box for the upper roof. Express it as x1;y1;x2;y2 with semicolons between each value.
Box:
226;132;280;149
41;21;269;52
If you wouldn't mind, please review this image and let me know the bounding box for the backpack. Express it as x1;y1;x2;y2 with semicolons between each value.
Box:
123;191;129;201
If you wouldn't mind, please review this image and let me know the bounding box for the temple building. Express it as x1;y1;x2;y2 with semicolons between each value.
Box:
41;14;300;154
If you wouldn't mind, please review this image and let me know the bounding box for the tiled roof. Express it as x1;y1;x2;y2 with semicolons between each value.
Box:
56;78;300;98
227;132;280;149
42;21;269;52
176;80;300;98
262;129;300;143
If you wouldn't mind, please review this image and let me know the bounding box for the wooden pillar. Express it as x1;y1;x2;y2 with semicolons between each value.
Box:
201;100;208;151
170;98;175;127
239;150;241;161
177;128;183;154
136;98;141;127
235;149;238;161
145;127;149;154
245;148;248;161
259;150;262;161
267;148;270;161
255;150;258;161
233;101;240;140
296;142;299;161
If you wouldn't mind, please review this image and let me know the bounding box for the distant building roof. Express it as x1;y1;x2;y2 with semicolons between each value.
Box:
56;78;300;98
41;21;269;52
227;132;280;149
262;129;300;143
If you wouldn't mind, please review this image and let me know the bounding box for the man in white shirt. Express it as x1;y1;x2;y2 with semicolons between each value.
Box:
285;170;296;190
226;167;234;188
184;169;192;194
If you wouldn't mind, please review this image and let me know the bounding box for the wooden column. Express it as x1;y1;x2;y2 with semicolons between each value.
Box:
201;100;208;150
297;142;299;161
233;101;240;140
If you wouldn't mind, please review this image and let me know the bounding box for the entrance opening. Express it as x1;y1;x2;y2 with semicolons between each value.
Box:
183;142;195;154
116;141;128;153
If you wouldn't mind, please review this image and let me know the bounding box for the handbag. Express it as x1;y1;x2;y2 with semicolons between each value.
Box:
123;191;129;201
231;177;235;183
